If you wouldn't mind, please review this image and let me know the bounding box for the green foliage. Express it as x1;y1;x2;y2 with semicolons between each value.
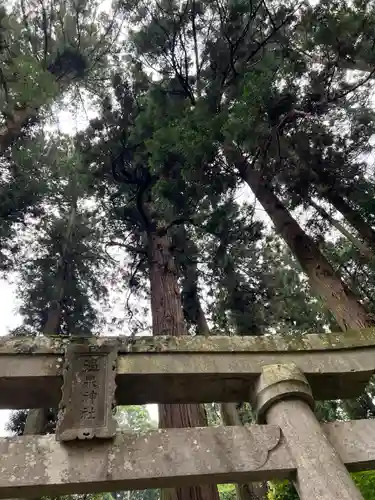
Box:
353;471;375;499
115;490;159;500
116;405;157;432
218;484;236;500
267;481;298;500
0;0;124;154
42;494;110;500
222;59;279;148
10;137;116;336
323;236;375;318
0;135;55;268
117;490;160;500
115;407;159;500
269;472;375;500
204;403;222;426
256;236;337;335
315;400;341;423
342;381;375;420
18;210;107;335
5;4;375;500
200;197;274;335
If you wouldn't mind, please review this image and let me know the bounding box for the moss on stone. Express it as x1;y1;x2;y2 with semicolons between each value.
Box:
1;327;375;356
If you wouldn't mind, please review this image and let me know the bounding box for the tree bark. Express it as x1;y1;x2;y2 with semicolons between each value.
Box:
147;230;220;500
175;226;211;335
309;199;374;262
342;391;375;420
176;231;267;500
282;142;375;256
323;190;375;254
225;146;374;331
23;408;49;435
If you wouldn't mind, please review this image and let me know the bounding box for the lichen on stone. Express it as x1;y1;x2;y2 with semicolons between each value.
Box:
1;327;375;357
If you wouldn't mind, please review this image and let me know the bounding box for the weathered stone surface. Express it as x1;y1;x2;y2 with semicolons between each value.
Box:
253;363;314;423
0;420;375;498
3;328;375;354
0;345;374;409
252;364;363;500
323;419;375;472
0;426;292;498
56;343;117;441
267;400;364;500
0;331;375;410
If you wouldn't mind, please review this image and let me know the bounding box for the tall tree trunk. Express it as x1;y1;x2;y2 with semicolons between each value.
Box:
224;146;374;331
323;189;375;253
177;229;267;500
342;391;375;420
23;198;77;436
283;142;375;255
309;199;374;262
147;230;220;500
175;226;211;335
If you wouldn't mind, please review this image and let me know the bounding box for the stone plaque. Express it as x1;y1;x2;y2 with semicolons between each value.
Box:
56;342;117;441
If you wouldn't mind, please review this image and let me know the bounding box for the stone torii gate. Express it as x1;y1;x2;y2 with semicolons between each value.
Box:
1;330;375;500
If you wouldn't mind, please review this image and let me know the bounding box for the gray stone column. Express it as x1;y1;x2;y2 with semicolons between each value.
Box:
252;363;364;500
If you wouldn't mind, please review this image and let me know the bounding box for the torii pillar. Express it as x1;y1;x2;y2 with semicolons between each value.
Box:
251;363;364;500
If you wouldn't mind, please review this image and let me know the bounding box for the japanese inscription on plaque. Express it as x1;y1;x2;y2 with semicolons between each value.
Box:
56;342;117;441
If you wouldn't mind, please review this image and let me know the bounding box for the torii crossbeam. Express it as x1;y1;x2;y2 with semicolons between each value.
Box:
1;329;375;500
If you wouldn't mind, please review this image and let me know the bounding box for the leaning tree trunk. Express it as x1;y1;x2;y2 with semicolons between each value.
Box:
147;230;220;500
225;146;374;331
322;189;375;254
283;144;375;256
23;198;77;436
286;147;375;255
308;199;374;262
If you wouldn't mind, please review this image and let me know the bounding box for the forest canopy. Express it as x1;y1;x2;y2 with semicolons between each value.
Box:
2;0;375;499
